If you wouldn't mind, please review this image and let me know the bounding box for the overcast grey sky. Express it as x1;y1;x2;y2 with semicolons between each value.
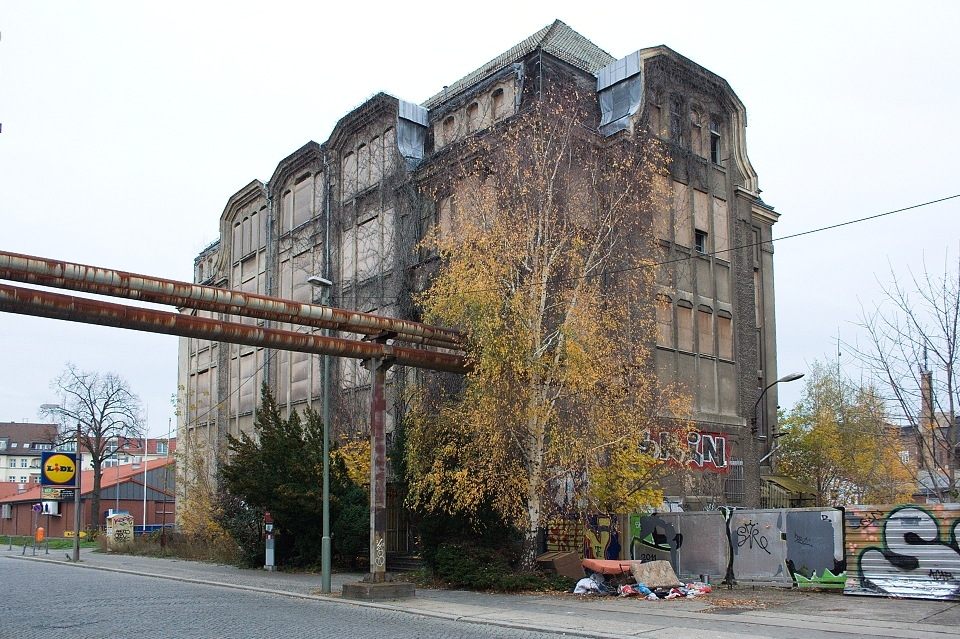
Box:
1;1;957;435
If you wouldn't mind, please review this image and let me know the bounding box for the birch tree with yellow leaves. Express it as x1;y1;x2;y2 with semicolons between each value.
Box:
405;90;689;566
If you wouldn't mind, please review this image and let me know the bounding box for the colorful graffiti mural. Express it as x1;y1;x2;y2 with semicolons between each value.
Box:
640;429;729;473
845;504;960;600
544;515;621;560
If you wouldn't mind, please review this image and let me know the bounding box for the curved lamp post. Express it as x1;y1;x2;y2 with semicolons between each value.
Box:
751;372;804;438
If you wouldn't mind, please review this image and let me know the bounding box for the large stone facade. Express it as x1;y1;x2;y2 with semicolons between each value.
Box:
177;20;781;508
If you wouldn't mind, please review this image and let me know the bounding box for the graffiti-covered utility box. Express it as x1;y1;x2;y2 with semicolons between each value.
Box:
845;504;960;601
106;513;135;544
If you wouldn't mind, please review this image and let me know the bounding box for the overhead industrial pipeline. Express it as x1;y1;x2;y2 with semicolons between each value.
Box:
0;283;469;374
0;250;464;351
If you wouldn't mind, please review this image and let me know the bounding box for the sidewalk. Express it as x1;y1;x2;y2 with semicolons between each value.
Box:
4;544;960;638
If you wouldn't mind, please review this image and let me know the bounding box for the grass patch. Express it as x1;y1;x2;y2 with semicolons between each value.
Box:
98;530;242;564
4;536;98;550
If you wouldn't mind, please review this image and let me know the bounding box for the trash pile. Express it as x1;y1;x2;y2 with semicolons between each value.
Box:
617;581;712;599
571;559;712;600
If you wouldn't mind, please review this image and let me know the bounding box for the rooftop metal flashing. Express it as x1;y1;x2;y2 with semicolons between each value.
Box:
596;51;641;92
398;100;428;127
597;52;643;136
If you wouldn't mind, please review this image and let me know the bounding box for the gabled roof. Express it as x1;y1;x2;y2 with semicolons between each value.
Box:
0;423;58;451
421;20;615;109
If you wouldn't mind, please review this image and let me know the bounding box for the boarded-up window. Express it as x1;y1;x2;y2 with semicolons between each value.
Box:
713;198;729;258
492;88;505;120
293;177;313;229
341;357;357;388
342;153;357;200
418;199;438;262
196;369;210;421
239;353;256;414
259;208;268;248
718;314;733;360
357;216;379;281
240;217;253;256
342;227;356;282
442;116;455;145
698;309;714;356
670;96;684;147
232;223;243;263
370;136;382;185
292;253;312;303
677;303;694;352
383;127;396;173
467;103;479;131
279;259;292;306
656;300;673;348
357;145;369;191
281;191;293;235
439;196;454;239
249;213;259;252
291;351;310;402
673;180;691;247
653;173;671;240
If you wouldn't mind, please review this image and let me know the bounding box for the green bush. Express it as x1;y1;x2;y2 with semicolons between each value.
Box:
331;484;369;567
432;542;575;592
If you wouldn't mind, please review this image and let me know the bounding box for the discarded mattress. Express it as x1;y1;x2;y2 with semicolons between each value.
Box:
581;559;644;575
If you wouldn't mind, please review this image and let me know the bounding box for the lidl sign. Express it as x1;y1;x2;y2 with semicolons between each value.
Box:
41;452;77;487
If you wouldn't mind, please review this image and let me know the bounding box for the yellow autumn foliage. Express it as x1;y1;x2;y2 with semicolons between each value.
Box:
404;89;689;558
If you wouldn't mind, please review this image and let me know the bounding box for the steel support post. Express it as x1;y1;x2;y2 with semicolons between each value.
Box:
368;356;393;582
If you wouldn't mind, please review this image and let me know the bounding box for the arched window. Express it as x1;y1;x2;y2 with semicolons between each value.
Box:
492;88;505;120
670;96;685;147
710;117;722;165
442;115;455;145
467;103;479;132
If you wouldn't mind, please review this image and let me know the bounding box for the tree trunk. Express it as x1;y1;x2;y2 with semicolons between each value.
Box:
91;460;102;531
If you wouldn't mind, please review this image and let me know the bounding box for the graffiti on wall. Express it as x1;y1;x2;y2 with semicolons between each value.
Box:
544;515;620;560
785;510;846;588
640;429;728;473
628;509;845;588
629;512;682;566
846;504;960;600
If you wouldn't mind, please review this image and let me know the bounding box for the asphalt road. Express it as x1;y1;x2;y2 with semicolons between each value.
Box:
0;558;561;639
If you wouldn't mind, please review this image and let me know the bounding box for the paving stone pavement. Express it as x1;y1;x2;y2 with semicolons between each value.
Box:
3;545;960;638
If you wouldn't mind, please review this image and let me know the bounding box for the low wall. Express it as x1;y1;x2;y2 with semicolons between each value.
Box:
844;504;960;601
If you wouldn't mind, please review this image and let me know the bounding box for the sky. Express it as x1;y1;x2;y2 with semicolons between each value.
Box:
0;1;957;435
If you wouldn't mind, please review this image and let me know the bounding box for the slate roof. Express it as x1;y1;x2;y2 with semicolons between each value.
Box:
0;423;57;453
421;20;616;109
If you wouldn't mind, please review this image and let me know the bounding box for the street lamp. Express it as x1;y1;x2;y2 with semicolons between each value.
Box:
308;274;333;594
751;372;804;438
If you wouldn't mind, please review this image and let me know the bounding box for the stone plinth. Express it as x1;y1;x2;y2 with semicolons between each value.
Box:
341;581;415;600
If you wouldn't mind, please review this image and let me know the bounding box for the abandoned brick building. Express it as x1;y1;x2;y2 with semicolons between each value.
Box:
178;20;782;512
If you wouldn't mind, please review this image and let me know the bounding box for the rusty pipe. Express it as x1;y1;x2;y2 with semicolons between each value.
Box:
0;283;469;374
0;250;463;350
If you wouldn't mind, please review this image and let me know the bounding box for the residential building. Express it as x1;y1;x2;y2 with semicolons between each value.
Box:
0;422;57;485
178;20;782;510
